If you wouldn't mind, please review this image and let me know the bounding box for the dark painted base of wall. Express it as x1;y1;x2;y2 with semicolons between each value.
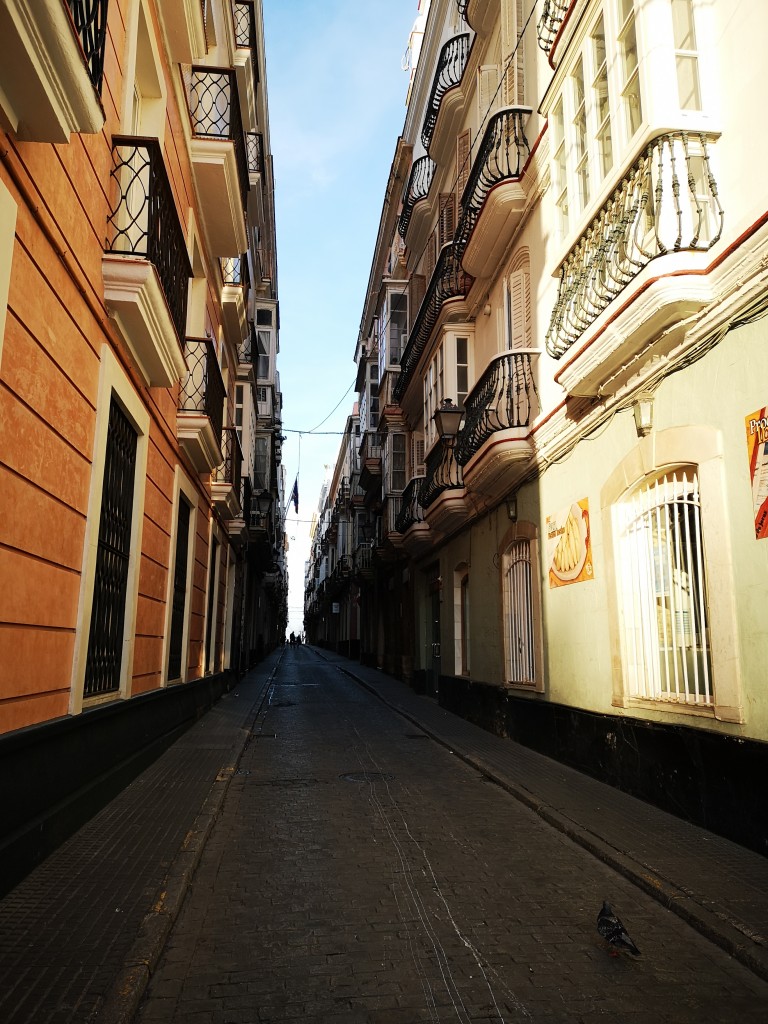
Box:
438;675;768;858
0;670;236;898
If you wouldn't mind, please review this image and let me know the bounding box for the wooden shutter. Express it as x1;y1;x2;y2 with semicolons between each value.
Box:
508;269;531;350
424;231;437;280
456;129;471;206
501;0;526;106
409;273;426;324
412;435;426;476
478;64;500;124
438;192;456;247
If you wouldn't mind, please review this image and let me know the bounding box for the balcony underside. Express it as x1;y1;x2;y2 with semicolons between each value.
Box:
221;284;248;352
190;138;248;257
226;513;248;545
157;0;206;63
400;522;433;557
359;460;382;491
466;0;496;35
429;86;468;169
424;489;471;535
461;181;529;279
554;258;713;398
212;481;240;520
0;0;104;141
177;413;223;474
102;255;187;388
461;429;534;506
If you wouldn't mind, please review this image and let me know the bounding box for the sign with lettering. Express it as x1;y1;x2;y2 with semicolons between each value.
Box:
546;498;594;588
746;407;768;540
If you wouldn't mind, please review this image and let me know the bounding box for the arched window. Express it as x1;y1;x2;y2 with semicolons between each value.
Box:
615;467;712;706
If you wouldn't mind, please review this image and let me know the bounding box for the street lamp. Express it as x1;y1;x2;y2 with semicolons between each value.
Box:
252;488;272;525
433;398;463;446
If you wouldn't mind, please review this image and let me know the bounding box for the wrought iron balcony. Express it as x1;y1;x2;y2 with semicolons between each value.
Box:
188;66;249;210
66;0;108;93
399;156;436;240
546;131;724;360
247;131;264;175
537;0;571;56
106;137;191;348
233;0;259;82
454;106;531;260
421;34;471;153
212;426;244;519
395;476;426;533
455;351;539;466
419;441;463;510
394;243;473;401
382;495;403;538
221;255;248;286
354;543;374;578
177;337;226;472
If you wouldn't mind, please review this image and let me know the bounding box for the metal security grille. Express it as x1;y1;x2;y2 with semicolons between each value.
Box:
167;499;191;681
84;397;138;697
205;537;219;674
504;539;536;685
66;0;109;93
617;469;712;706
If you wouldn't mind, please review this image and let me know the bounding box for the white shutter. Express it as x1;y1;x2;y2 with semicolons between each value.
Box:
412;436;426;477
501;0;526;106
508;269;531;350
478;65;500;124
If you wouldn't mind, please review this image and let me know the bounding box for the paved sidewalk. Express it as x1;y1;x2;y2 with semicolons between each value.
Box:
0;643;767;1024
316;650;768;983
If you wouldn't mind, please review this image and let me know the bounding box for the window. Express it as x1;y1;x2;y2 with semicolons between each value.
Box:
672;0;701;111
383;290;408;370
423;332;473;448
84;396;138;698
424;346;444;448
501;0;526;106
615;468;712;707
618;0;642;136
504;253;532;351
453;567;471;676
390;433;407;492
255;329;270;379
253;435;269;491
167;498;191;682
501;531;542;688
438;193;455;247
456;337;469;408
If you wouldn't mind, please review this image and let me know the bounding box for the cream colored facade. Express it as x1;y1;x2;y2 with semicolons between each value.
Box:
306;0;768;843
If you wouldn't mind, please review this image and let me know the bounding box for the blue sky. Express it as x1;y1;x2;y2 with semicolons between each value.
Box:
262;0;419;634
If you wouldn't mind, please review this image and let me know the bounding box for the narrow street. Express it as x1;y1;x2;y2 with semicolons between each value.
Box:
133;646;768;1024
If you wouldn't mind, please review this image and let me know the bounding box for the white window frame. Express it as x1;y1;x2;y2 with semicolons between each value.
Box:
602;427;742;723
423;328;474;450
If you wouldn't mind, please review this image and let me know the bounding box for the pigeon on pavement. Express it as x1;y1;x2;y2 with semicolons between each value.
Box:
597;901;641;956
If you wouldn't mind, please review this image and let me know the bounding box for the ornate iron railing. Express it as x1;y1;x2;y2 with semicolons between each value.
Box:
247;131;264;175
455;351;538;465
221;254;249;287
360;431;383;463
537;0;571;55
106;137;192;345
394;243;473;401
454;106;532;258
237;323;253;365
546;131;724;359
188;66;249;209
214;426;244;503
421;34;471;153
354;544;374;574
66;0;109;93
383;495;403;536
398;156;436;239
419;441;463;509
233;0;259;82
395;476;426;532
178;338;226;445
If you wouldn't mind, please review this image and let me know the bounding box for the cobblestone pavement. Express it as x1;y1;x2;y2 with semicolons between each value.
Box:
134;646;768;1024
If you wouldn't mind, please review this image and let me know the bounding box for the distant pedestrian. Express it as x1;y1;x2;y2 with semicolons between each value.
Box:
289;631;295;645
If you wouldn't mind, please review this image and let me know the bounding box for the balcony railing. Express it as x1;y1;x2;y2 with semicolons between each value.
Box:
179;338;226;439
233;0;259;82
359;431;383;463
382;495;403;537
214;425;243;498
188;66;249;209
66;0;109;93
354;543;374;575
395;476;426;533
106;136;191;344
221;254;249;286
247;131;264;175
537;0;571;55
394;243;473;401
419;441;463;509
455;351;539;465
421;34;471;153
398;156;436;239
546;131;724;359
454;106;532;258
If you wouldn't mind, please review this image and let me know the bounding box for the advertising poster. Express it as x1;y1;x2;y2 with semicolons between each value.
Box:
547;498;594;589
746;407;768;540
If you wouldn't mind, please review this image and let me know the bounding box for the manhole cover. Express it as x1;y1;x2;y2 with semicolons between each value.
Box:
340;771;395;783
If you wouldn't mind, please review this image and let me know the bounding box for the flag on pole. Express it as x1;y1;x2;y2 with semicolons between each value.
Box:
290;476;299;513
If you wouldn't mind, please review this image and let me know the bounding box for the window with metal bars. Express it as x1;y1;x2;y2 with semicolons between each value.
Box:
167;498;191;682
84;396;138;697
503;538;538;686
616;468;712;707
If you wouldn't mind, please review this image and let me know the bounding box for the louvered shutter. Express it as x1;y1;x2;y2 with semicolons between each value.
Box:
409;273;426;324
438;192;456;247
508;269;531;350
424;231;437;279
456;129;471;207
412;435;426;476
478;65;500;124
501;0;526;106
